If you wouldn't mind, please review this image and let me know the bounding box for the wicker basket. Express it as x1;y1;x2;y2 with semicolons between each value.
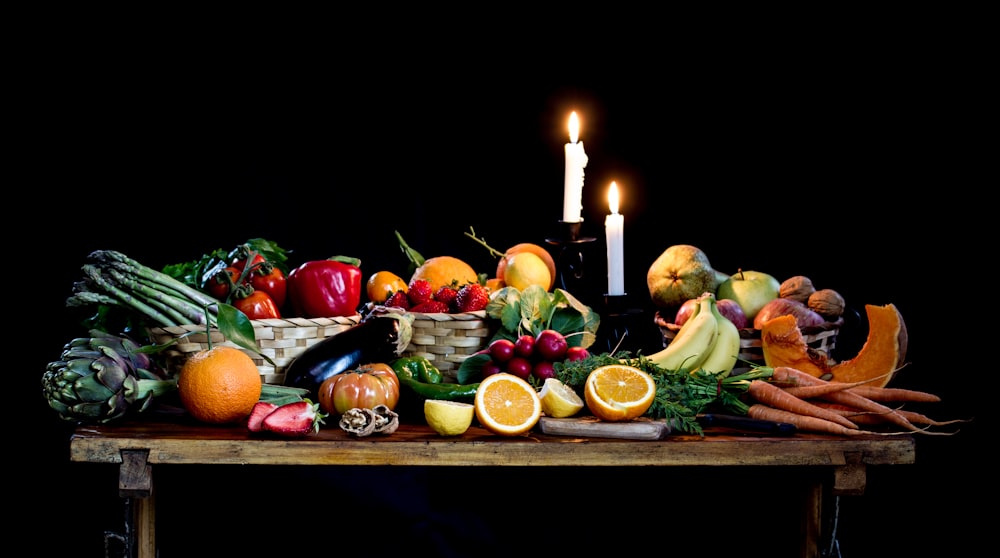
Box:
400;310;497;382
147;315;362;384
653;311;840;369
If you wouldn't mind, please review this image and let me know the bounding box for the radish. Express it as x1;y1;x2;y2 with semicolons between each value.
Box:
535;329;568;361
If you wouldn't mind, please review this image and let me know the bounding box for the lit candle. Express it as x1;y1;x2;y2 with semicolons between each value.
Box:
562;111;588;223
605;181;625;296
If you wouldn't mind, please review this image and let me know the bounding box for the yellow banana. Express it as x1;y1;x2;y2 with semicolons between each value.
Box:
696;295;741;376
649;294;718;373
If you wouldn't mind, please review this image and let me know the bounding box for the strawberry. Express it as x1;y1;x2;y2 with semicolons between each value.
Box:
247;401;279;432
406;279;434;305
410;300;450;313
434;285;458;309
261;400;326;437
455;283;490;313
384;290;410;310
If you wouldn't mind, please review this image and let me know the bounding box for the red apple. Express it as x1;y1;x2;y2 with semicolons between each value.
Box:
716;298;748;329
673;298;699;326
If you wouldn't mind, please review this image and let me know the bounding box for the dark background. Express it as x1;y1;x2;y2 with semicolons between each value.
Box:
15;33;986;557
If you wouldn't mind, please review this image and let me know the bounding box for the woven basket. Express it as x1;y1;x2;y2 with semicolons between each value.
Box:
400;310;497;382
653;311;840;369
147;315;362;384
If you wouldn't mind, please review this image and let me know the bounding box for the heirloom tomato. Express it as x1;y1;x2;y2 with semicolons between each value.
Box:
232;290;282;320
317;362;400;415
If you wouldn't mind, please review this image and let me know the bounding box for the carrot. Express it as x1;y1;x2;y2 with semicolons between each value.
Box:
746;380;859;430
811;401;968;427
811;390;930;433
747;404;865;436
840;385;941;403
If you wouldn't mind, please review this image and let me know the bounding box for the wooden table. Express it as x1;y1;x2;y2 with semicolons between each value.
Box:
70;419;915;558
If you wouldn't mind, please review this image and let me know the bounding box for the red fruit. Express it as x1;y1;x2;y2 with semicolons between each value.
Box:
434;286;459;309
481;360;503;379
534;329;568;361
410;300;450;313
565;346;590;362
247;401;279;433
455;283;490;313
505;356;533;380
514;335;535;358
261;400;326;437
407;279;435;305
384;291;410;310
532;360;557;381
488;339;516;363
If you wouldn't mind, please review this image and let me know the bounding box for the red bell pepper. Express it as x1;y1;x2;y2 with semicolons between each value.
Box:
287;256;363;318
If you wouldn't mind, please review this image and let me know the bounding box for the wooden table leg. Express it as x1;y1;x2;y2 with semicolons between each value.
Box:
119;450;156;558
801;480;823;558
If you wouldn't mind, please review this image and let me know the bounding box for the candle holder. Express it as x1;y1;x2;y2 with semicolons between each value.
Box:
545;220;596;298
595;294;646;355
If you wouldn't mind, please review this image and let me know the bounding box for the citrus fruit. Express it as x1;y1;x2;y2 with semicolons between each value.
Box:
497;243;557;291
410;256;479;293
177;346;262;424
474;372;542;436
502;252;552;292
424;399;475;436
538;378;584;418
583;364;656;422
366;270;408;304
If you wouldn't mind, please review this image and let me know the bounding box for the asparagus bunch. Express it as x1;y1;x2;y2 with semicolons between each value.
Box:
67;250;220;328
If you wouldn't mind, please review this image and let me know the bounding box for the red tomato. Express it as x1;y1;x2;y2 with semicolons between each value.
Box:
232;290;281;320
231;253;266;273
250;266;287;309
317;363;400;415
207;267;241;301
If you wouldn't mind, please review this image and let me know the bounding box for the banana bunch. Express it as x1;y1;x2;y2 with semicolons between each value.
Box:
649;293;741;376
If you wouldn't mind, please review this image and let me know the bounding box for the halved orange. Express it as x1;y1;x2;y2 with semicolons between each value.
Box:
583;364;656;422
474;372;542;436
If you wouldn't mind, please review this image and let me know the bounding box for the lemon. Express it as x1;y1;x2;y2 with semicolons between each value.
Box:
424;399;475;436
538;378;584;418
503;252;552;292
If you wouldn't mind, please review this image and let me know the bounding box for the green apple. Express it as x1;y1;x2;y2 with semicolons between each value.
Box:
716;270;780;321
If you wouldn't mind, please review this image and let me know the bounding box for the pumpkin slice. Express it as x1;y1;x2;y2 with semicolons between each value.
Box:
760;314;833;378
829;303;906;388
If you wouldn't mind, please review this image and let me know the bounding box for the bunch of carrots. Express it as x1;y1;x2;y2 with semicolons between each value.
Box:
733;365;967;436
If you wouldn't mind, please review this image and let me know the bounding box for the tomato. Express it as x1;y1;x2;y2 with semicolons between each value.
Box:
231;252;266;273
250;266;287;309
317;362;400;415
232;290;282;320
366;270;408;304
207;267;241;301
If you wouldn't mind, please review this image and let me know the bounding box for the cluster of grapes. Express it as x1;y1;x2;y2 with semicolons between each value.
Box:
481;329;590;382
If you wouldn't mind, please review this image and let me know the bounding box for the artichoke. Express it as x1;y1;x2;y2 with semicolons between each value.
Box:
42;330;176;423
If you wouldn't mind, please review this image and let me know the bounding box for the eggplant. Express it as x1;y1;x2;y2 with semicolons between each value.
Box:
283;311;413;396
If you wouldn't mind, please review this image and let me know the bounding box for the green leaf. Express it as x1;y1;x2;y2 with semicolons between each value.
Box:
457;353;491;384
215;304;276;366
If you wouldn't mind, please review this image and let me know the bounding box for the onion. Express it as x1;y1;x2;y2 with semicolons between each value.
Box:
753;298;826;330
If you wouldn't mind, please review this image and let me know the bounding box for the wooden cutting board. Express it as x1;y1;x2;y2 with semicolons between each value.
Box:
538;416;674;440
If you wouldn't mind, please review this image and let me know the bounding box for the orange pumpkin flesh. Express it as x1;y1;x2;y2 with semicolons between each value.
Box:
760;304;906;388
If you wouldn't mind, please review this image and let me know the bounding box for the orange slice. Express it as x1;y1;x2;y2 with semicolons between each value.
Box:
474;373;542;436
583;364;656;422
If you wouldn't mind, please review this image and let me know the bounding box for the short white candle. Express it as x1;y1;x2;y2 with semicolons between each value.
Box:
562;111;588;223
605;181;625;296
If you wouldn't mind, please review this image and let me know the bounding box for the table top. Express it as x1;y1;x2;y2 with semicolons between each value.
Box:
70;418;916;468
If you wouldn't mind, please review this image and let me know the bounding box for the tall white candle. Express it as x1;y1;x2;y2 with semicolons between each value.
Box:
605;181;625;296
562;111;588;223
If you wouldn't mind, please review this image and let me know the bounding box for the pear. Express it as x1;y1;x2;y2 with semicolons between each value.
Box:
647;244;724;310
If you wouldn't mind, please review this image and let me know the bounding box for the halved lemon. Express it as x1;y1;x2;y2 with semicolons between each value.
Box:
584;364;656;422
538;378;584;418
474;373;542;436
424;399;475;436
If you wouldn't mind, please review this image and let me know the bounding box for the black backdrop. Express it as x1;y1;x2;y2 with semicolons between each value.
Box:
17;40;986;557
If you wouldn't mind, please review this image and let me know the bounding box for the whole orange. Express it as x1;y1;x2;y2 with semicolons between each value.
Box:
177;346;262;424
496;243;556;291
410;256;478;292
366;270;408;303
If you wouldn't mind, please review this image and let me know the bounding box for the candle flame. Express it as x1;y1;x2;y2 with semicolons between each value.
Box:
608;181;620;214
568;111;580;144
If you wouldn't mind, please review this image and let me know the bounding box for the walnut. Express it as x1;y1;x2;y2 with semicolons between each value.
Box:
779;276;816;303
338;406;400;437
808;289;845;319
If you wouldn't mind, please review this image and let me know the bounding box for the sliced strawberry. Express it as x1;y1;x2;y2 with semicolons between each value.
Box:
410;300;450;313
247;401;279;432
261;400;326;437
